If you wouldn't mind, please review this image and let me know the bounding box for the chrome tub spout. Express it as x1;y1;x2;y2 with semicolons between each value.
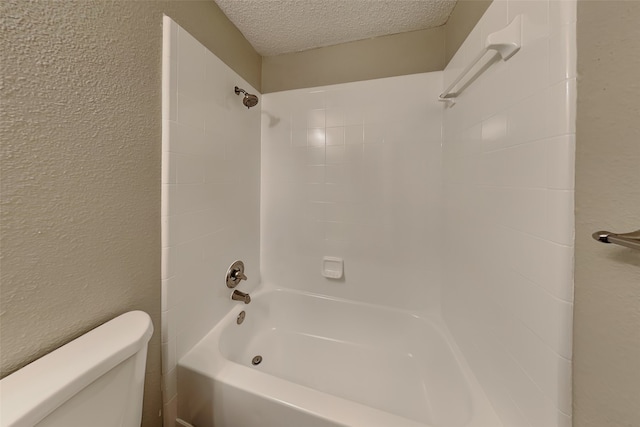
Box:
231;290;251;304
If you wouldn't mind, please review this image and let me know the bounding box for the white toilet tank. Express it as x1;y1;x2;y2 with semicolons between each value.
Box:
0;311;154;427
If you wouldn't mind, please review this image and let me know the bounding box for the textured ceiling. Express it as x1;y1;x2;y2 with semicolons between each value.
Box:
214;0;457;56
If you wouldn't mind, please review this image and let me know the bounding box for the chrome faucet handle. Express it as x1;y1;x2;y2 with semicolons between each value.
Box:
226;260;247;288
232;270;247;281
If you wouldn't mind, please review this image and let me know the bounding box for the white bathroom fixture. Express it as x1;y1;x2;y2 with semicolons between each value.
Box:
0;311;153;427
178;289;502;427
439;14;522;105
321;257;344;279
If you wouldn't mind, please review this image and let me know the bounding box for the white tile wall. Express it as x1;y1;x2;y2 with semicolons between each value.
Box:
161;16;260;427
261;73;443;311
441;1;576;426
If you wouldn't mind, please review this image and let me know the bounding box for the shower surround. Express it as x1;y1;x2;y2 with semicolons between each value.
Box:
161;16;261;423
442;1;575;426
261;72;443;310
163;0;576;425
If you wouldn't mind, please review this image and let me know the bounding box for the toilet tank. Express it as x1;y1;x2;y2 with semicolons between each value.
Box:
0;311;154;427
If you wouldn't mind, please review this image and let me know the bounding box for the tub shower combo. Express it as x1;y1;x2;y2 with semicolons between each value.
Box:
162;1;577;426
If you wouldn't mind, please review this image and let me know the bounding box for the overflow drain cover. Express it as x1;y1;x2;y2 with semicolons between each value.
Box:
252;355;262;365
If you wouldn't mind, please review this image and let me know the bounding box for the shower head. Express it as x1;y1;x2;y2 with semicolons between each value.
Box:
234;86;259;109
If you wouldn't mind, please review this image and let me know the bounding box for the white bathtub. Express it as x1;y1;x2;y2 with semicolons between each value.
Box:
178;289;501;427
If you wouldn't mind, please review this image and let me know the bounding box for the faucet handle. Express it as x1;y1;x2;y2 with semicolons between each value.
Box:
226;260;247;288
232;270;247;281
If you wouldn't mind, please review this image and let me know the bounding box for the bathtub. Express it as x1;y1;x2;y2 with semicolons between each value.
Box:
178;288;501;427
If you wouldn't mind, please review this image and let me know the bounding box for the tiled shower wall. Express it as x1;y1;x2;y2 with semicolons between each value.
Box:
261;73;442;311
441;1;576;426
161;17;260;425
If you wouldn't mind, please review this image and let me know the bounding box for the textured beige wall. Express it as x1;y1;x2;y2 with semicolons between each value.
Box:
574;1;640;426
262;27;445;93
444;0;492;63
0;1;259;426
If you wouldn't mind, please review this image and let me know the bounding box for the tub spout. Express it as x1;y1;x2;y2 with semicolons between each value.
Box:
231;290;251;304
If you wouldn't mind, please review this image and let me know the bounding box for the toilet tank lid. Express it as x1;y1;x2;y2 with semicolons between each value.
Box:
0;310;153;427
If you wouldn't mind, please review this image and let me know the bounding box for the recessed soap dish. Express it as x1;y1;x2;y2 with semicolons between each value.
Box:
322;257;343;279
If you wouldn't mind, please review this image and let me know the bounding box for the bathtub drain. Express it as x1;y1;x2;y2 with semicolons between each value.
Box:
252;355;262;366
